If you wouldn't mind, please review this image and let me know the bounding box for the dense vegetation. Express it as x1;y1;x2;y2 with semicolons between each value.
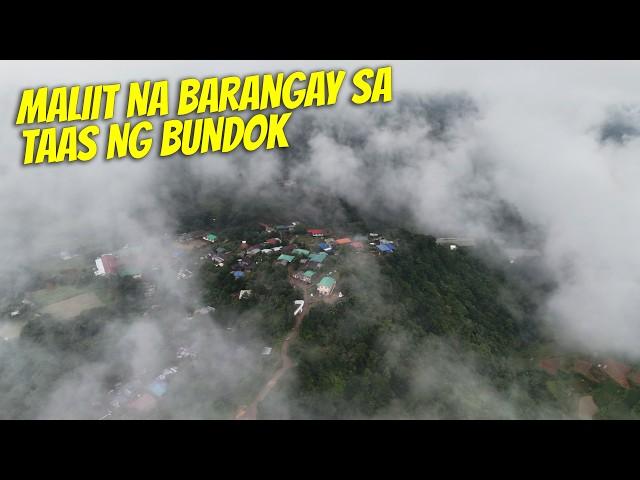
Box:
198;254;295;344
264;231;559;419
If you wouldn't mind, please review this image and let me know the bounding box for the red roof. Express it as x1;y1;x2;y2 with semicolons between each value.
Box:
101;254;118;274
308;229;324;235
335;238;352;245
266;238;281;245
128;393;157;412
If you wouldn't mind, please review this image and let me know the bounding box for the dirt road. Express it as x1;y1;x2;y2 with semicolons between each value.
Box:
234;276;310;420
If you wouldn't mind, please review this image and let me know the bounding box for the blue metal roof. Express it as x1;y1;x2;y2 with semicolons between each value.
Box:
376;244;394;253
233;271;245;278
149;381;168;397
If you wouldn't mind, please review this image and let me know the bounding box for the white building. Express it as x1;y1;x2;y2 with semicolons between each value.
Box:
95;257;106;276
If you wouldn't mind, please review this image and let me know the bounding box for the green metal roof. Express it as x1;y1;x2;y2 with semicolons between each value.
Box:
309;252;328;263
292;248;310;257
277;254;295;263
118;267;140;277
206;233;217;241
317;276;336;288
303;270;315;278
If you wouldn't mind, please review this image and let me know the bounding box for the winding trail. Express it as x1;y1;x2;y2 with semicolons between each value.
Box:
234;275;310;420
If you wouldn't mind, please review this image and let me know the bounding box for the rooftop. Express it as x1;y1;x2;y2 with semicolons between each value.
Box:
277;254;295;263
309;252;328;263
318;276;336;288
148;380;168;397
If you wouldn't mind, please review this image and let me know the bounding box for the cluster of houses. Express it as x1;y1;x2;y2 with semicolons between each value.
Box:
194;223;401;298
367;233;397;254
281;229;381;297
100;353;188;419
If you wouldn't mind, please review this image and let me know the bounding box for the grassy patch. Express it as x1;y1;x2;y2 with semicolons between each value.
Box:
31;284;91;307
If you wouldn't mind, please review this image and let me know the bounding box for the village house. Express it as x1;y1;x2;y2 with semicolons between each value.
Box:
308;229;325;237
282;244;296;253
95;254;118;276
211;255;225;265
203;233;217;243
318;242;332;252
240;257;252;267
265;238;282;246
335;237;352;246
376;244;395;254
317;276;336;296
293;270;315;283
292;248;310;257
308;252;328;264
277;254;295;265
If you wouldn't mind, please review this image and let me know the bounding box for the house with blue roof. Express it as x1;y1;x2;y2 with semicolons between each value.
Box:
318;242;332;252
376;244;395;253
149;380;168;397
232;271;245;279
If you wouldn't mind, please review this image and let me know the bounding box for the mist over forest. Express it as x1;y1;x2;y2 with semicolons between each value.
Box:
2;61;640;419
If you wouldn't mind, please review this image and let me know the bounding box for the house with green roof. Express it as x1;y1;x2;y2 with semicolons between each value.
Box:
277;254;295;265
317;276;336;296
309;252;328;263
292;248;310;257
118;266;141;278
293;269;316;283
203;233;217;243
